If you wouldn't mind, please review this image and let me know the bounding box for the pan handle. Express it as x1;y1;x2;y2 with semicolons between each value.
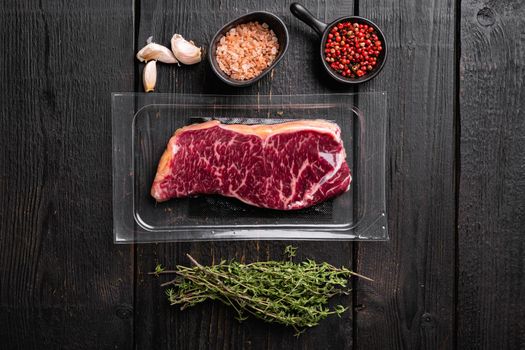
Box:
290;3;328;36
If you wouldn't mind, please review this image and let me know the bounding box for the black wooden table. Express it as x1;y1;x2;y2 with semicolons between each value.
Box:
1;0;524;349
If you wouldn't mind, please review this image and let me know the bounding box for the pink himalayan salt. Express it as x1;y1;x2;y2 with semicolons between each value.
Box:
216;21;279;80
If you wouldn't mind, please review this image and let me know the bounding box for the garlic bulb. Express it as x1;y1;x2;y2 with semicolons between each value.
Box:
136;43;178;64
143;60;157;92
170;34;202;65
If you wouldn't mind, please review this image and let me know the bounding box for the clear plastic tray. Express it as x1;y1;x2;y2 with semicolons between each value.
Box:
112;93;387;243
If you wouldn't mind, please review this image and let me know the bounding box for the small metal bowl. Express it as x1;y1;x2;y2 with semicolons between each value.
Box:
208;11;289;87
290;3;387;84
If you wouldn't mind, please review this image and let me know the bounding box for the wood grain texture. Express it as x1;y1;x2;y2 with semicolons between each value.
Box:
0;1;135;348
458;1;525;349
355;0;457;349
134;1;357;349
2;0;524;348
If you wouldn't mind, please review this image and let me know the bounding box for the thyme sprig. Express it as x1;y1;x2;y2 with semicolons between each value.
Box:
150;246;371;335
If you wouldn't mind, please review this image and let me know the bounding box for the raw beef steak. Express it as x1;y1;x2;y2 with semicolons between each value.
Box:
151;120;351;210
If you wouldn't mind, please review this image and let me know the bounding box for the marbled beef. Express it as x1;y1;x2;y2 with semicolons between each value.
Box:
151;120;351;210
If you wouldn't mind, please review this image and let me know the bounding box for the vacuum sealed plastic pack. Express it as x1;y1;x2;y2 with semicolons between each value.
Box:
112;93;387;243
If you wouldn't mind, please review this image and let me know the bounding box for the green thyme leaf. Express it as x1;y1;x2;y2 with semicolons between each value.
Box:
151;247;371;334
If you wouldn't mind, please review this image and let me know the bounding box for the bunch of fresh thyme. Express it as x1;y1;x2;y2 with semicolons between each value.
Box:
151;246;371;334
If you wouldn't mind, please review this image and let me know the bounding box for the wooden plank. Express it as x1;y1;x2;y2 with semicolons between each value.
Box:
0;1;135;348
133;0;357;349
355;1;457;349
458;1;525;348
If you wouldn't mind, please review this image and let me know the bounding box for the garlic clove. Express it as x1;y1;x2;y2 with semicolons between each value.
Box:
143;60;157;92
136;43;178;64
170;34;202;65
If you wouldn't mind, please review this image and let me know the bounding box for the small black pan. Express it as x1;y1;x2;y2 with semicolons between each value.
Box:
290;3;387;84
208;12;289;87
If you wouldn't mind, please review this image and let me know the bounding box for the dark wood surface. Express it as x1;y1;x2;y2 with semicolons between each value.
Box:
0;0;523;349
355;1;457;349
458;1;525;349
0;1;135;348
